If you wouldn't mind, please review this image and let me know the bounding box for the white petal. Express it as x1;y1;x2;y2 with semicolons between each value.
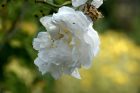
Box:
91;0;103;8
85;24;100;56
48;26;62;40
80;26;100;68
34;57;49;74
40;16;62;40
71;69;81;79
53;7;92;40
33;32;52;50
48;63;63;80
72;0;88;7
38;40;73;66
73;41;92;68
40;16;52;29
58;6;75;14
79;43;92;68
71;24;100;69
63;67;75;75
35;57;63;79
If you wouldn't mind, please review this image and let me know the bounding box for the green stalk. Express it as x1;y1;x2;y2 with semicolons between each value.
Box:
35;0;72;8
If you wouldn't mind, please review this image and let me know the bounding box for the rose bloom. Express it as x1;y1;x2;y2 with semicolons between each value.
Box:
33;6;100;79
72;0;103;8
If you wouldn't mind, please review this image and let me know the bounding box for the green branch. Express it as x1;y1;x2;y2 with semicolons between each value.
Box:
35;0;72;8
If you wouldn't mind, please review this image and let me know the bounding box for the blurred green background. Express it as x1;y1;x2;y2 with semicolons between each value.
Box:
0;0;140;93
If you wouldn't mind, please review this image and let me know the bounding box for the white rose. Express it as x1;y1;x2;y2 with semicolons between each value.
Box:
33;6;100;79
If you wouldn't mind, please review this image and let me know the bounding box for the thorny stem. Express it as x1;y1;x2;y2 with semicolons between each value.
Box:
35;0;72;8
